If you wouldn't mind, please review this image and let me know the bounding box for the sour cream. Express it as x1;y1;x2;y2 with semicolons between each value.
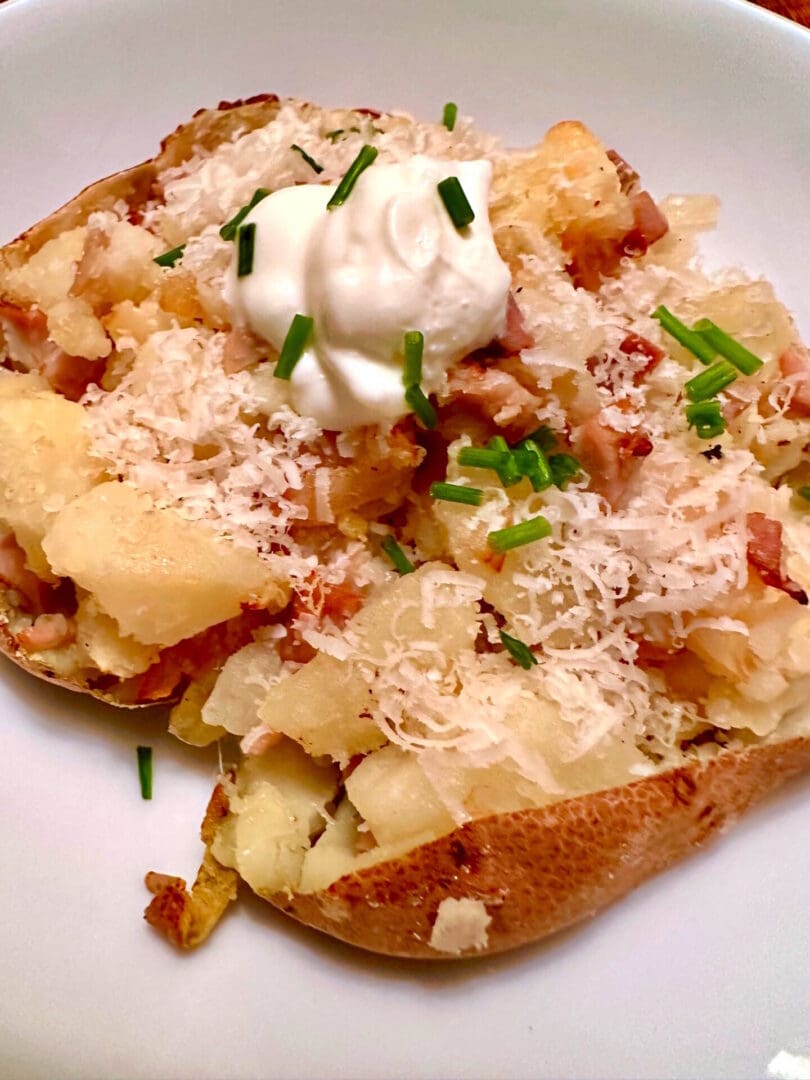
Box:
230;156;511;430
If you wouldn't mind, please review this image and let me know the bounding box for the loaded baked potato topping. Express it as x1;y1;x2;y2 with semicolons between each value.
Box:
3;96;810;956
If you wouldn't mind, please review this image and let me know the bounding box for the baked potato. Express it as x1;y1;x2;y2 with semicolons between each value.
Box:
3;95;810;958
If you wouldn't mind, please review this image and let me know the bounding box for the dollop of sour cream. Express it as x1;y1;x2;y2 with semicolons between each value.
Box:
230;156;511;430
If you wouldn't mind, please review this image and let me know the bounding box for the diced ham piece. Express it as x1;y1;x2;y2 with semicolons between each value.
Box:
575;416;653;507
746;512;808;604
496;294;535;354
779;345;810;417
619;333;665;378
622;191;669;256
0;532;50;613
16;613;75;652
445;362;543;437
0;302;104;400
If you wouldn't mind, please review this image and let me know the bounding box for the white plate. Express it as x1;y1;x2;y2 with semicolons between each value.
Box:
2;1;810;1077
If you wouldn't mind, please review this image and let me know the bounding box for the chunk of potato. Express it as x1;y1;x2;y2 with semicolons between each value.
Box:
345;745;456;847
210;741;338;894
0;374;105;578
74;595;159;677
258;563;482;763
42;481;288;646
202;639;284;736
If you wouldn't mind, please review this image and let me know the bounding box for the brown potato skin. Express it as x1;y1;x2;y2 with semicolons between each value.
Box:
259;737;810;957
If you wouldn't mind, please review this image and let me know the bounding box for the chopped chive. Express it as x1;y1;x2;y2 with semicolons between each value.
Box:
548;453;582;489
403;331;424;388
797;486;810;503
489;516;552;553
137;745;152;800
153;245;185;268
325;129;344;142
236;222;256;277
327;145;378;209
684;360;738;402
437;176;475;229
692;319;764;376
405;384;438;429
274;314;313;380
652;305;717;366
525;425;558;453
430;482;484;506
499;629;538;670
220;188;271;241
381;536;415;575
457;446;511;471
685;400;726;439
442;102;458;132
291;143;324;174
512;439;553;492
487;436;522;486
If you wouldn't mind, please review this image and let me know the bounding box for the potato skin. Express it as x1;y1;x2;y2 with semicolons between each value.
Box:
260;737;810;958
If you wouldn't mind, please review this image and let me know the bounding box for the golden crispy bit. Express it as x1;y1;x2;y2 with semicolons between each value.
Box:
144;782;237;949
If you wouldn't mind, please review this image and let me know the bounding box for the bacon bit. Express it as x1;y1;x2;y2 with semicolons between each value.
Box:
779;345;810;417
135;610;268;703
412;429;449;494
278;578;365;665
606;149;640;195
575;417;653;506
291;426;423;525
496;294;535;354
222;326;269;374
622;191;669;256
444;362;543;438
0;302;104;400
633;638;685;668
746;512;808;604
482;547;506;573
0;532;51;613
16;613;75;652
563;191;669;291
619;333;665;383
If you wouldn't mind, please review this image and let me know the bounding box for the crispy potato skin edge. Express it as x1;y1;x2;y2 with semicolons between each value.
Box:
259;737;810;958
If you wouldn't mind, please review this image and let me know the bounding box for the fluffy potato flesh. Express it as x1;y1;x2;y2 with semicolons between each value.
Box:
0;373;105;578
257;563;481;762
41;481;288;646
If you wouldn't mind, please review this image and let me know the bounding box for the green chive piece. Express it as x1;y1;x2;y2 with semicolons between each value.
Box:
325;129;344;142
442;102;458;132
291;143;324;174
381;536;415;575
153;245;185;268
405;384;438;429
513;439;553;492
685;400;726;439
457;446;511;471
430;482;484;506
684;360;738;402
652;305;717;366
797;486;810;503
487;436;522;487
327;145;378;209
403;331;424;388
236;222;256;278
692;319;764;376
524;425;558;453
220;188;271;241
489;516;552;553
499;629;538;670
437;176;475;229
137;745;152;800
274;313;313;380
548;453;582;489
